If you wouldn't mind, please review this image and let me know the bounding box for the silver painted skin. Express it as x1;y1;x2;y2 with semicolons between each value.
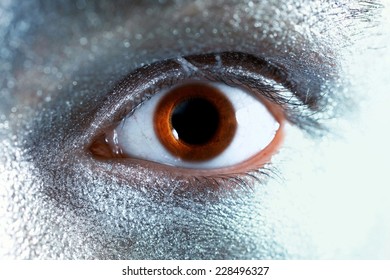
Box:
0;0;389;259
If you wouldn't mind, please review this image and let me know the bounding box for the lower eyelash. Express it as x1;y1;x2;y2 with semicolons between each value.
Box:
179;165;281;200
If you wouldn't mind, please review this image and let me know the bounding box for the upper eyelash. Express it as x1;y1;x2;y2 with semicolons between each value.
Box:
179;52;330;133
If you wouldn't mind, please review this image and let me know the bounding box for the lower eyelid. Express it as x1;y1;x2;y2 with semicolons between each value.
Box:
86;156;279;200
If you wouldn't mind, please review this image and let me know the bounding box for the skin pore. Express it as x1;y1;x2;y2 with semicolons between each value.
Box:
1;0;390;259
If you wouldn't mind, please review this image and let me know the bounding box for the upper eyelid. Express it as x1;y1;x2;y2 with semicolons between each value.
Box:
182;52;323;109
180;52;342;135
83;51;329;148
186;53;330;133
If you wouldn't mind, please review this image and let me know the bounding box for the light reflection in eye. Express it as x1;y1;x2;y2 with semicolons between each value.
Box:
90;80;284;171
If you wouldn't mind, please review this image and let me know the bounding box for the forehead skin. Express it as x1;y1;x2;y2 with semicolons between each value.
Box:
1;0;389;259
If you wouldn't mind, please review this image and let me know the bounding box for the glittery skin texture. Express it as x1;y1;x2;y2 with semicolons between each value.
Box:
1;0;389;259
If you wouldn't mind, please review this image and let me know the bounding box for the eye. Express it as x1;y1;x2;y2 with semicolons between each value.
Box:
91;81;283;170
88;52;319;177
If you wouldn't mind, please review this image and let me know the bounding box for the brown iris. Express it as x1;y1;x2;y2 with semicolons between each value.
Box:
154;83;237;162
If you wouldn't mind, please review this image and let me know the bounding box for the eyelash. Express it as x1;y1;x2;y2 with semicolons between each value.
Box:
187;165;282;196
86;52;322;195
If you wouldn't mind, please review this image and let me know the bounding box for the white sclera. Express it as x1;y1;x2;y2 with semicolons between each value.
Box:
115;82;280;169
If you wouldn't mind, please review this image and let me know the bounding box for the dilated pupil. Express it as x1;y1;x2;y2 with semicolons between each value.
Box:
171;98;220;145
